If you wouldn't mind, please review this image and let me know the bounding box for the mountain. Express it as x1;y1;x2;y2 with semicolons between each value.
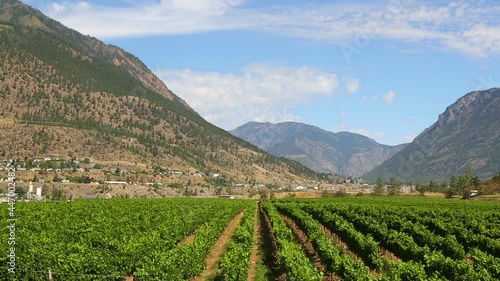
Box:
364;88;500;183
230;122;407;177
0;0;189;109
0;0;320;184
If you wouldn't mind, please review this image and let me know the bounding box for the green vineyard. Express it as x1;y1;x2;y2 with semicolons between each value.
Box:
1;197;500;280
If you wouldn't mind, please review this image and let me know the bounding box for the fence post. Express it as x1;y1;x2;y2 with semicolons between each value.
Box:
48;268;54;281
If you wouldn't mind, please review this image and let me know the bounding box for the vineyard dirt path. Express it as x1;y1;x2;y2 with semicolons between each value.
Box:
247;205;261;281
192;211;245;281
281;214;341;281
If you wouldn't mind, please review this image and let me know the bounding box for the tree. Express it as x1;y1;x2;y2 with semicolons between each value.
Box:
416;183;427;196
51;187;65;201
457;167;473;199
439;182;447;192
449;175;459;195
258;189;270;199
373;177;384;196
429;180;437;192
184;185;191;197
52;174;62;183
493;173;500;182
16;187;27;198
471;176;481;189
388;177;401;196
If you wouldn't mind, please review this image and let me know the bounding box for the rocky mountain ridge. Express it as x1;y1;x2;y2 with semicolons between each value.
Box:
0;0;190;108
364;89;500;183
231;122;407;177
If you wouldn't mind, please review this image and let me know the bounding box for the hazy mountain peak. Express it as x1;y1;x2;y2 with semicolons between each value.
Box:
231;121;407;177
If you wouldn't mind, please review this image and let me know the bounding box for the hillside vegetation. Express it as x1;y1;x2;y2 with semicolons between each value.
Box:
0;0;320;184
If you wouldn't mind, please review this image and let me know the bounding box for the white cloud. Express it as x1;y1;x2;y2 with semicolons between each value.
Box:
383;91;396;105
156;64;338;130
41;0;500;57
45;0;251;37
344;77;360;95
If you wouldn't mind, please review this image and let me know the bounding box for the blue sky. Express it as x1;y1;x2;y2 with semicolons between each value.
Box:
24;0;500;145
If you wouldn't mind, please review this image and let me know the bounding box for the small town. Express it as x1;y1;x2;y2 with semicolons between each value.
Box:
0;156;385;201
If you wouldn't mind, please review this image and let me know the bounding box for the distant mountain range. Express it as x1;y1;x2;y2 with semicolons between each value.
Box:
364;88;500;183
0;0;320;184
231;122;407;177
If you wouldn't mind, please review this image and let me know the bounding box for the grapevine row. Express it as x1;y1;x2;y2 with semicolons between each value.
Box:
295;203;386;271
218;205;255;281
0;199;253;281
136;203;245;280
274;202;374;280
363;205;500;257
261;201;323;281
316;203;492;280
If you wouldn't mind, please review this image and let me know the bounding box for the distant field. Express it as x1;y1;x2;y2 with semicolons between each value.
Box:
1;197;499;280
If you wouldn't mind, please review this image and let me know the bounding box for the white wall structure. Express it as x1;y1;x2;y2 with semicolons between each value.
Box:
36;187;42;199
28;181;33;193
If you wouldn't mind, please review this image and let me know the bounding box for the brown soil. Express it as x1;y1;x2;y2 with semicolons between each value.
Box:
177;229;198;246
318;223;361;262
260;206;287;281
465;256;474;265
191;211;245;281
281;215;340;281
124;268;136;281
247;205;261;281
281;215;325;270
319;223;382;276
379;247;402;263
